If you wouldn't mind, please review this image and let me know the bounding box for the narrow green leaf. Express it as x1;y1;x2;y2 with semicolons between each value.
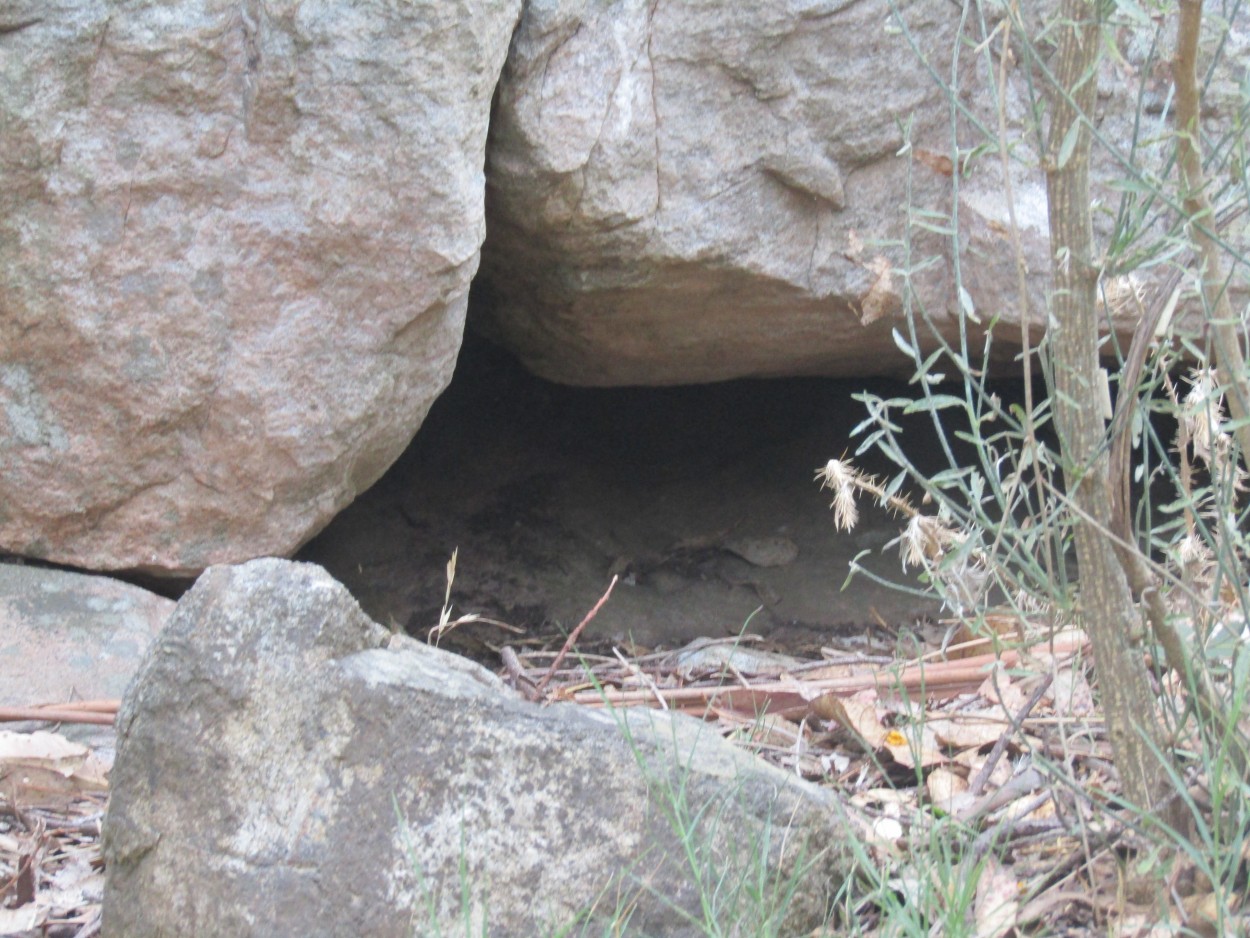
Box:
885;471;907;499
958;285;981;324
918;346;946;375
929;467;972;486
911;220;956;236
892;328;916;359
1056;119;1082;170
903;394;967;414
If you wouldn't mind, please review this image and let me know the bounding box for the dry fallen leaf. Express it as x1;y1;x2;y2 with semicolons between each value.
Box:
0;904;46;935
858;257;898;326
1048;664;1095;716
819;694;946;768
947;614;1023;659
957;750;1015;789
973;856;1020;937
929;715;1006;750
977;672;1029;714
797;659;880;682
926;765;971;814
881;725;946;770
1178;890;1227;938
0;731;107;808
1;765;86;810
913;147;956;177
852;787;912;809
0;731;88;772
819;696;887;749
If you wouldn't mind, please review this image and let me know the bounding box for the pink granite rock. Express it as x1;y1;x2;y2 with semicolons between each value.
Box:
475;0;1248;386
0;0;519;574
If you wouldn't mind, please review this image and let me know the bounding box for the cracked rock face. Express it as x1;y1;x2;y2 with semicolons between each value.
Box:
475;0;1249;386
475;0;968;386
0;0;519;574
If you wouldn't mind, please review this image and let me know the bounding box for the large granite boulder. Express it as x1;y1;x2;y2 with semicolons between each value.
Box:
475;0;1249;385
103;559;850;937
0;0;519;574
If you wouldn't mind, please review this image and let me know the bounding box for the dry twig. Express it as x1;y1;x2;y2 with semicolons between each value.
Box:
535;575;618;695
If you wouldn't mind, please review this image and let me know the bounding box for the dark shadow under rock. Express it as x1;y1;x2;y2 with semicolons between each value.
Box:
298;335;941;658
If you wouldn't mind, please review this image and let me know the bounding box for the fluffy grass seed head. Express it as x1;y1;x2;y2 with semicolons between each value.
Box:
1176;531;1213;570
900;514;955;569
1183;370;1224;467
816;459;860;532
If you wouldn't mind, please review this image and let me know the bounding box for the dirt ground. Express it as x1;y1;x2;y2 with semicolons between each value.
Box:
297;335;945;659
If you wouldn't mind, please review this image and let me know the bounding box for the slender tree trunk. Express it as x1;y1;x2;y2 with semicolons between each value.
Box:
1174;0;1250;463
1045;0;1177;816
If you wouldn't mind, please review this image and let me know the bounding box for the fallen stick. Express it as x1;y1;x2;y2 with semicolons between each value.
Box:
35;699;119;713
536;575;618;696
0;707;117;726
567;634;1090;718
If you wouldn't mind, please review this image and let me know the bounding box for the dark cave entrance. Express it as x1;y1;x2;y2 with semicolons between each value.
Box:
296;332;954;660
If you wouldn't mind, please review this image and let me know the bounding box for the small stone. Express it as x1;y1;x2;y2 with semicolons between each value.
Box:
723;535;800;568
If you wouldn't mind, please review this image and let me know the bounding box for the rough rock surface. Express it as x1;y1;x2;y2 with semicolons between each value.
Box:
0;563;172;743
103;559;849;937
476;0;1249;385
474;0;982;385
0;0;519;574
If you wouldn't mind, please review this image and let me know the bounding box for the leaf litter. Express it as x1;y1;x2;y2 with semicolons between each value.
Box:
491;576;1248;935
5;586;1245;935
0;728;107;937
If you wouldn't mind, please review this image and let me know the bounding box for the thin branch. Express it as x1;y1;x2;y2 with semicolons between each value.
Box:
535;575;618;696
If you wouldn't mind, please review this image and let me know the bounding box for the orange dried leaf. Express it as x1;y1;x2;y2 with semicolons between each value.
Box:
858;257;898;326
914;147;955;177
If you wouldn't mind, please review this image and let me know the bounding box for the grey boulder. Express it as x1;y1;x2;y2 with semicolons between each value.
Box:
103;559;849;937
476;0;1250;386
0;562;172;744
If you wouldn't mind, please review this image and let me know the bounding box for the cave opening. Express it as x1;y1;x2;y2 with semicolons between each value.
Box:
296;332;973;661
